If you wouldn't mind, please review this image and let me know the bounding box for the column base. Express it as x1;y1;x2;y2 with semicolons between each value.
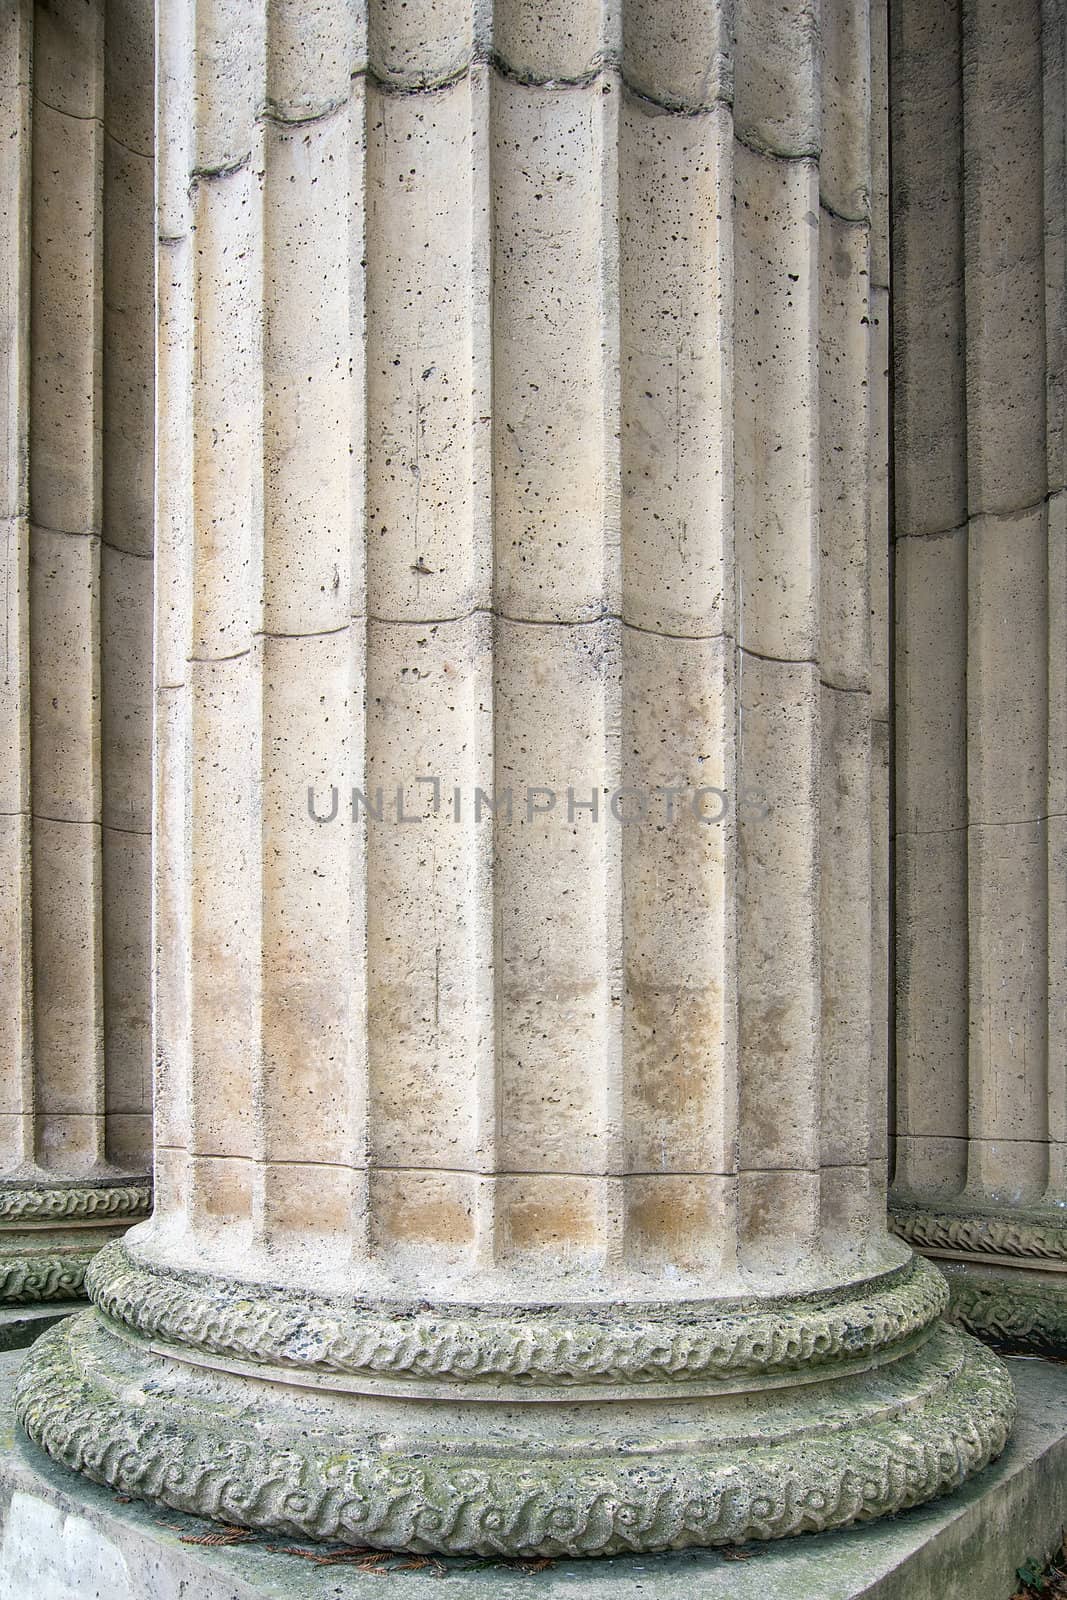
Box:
940;1262;1067;1357
11;1244;1015;1558
2;1347;1062;1599
891;1201;1067;1356
0;1181;152;1307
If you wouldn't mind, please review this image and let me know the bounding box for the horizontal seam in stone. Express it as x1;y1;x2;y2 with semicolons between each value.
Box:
253;622;351;642
896;486;1065;542
894;812;1064;839
891;1134;969;1143
820;677;873;695
181;622;872;660
171;1151;742;1178
183;611;734;648
891;1200;1067;1215
280;52;739;119
31;1111;102;1119
159;1153;872;1179
894;1133;1067;1146
187;58;869;223
30;93;152;160
0;810;151;838
738;643;815;668
103;128;152;162
740;1163;869;1175
185;649;250;665
29;521;152;560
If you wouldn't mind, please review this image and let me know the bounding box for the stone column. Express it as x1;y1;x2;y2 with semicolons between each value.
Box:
16;0;1012;1556
0;0;153;1336
890;0;1067;1355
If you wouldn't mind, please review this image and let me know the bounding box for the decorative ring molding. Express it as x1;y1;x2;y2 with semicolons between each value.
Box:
942;1269;1067;1358
0;1182;151;1226
14;1313;1015;1557
890;1203;1067;1264
0;1253;95;1304
88;1244;948;1388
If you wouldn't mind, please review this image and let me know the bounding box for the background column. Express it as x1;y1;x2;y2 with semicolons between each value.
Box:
891;0;1067;1353
0;0;153;1339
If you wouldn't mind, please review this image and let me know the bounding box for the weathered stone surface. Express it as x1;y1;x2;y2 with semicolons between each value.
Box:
13;0;1016;1554
0;1;154;1297
0;1348;1060;1598
15;1311;1013;1557
890;0;1067;1354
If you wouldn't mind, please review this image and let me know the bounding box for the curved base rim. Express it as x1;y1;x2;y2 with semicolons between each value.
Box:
941;1262;1067;1358
14;1310;1016;1557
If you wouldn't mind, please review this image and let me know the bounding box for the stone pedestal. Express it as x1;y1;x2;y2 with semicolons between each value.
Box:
0;0;153;1322
890;0;1067;1353
3;1347;1062;1599
14;0;1013;1556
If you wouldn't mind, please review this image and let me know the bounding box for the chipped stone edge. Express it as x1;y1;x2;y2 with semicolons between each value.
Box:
87;1243;950;1387
13;1312;1016;1556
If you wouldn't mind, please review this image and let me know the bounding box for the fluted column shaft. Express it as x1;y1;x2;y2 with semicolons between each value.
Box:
0;0;152;1319
890;0;1067;1354
15;0;1013;1556
146;0;896;1307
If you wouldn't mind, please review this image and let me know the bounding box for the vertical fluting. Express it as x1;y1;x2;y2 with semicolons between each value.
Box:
732;3;823;1274
1047;0;1067;1201
617;32;736;1276
0;0;152;1310
154;0;373;1277
101;0;155;1176
962;0;1049;1204
490;10;625;1274
891;0;1067;1350
362;7;497;1276
152;0;196;1238
14;0;1018;1553
891;0;970;1201
0;0;33;1181
142;0;902;1300
28;0;106;1176
254;0;367;1260
817;0;878;1268
181;0;266;1248
869;0;891;1240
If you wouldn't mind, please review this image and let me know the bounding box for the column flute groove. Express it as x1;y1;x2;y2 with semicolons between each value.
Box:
0;0;153;1331
890;0;1067;1356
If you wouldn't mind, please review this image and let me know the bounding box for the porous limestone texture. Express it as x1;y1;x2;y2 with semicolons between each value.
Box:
889;0;1067;1353
12;0;1015;1556
0;1349;1061;1599
0;4;155;1297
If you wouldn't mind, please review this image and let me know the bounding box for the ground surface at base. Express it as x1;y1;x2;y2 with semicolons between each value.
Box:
0;1343;1063;1599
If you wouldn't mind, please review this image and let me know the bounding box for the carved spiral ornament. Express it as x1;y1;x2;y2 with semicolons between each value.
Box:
86;1243;949;1387
15;1312;1016;1557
